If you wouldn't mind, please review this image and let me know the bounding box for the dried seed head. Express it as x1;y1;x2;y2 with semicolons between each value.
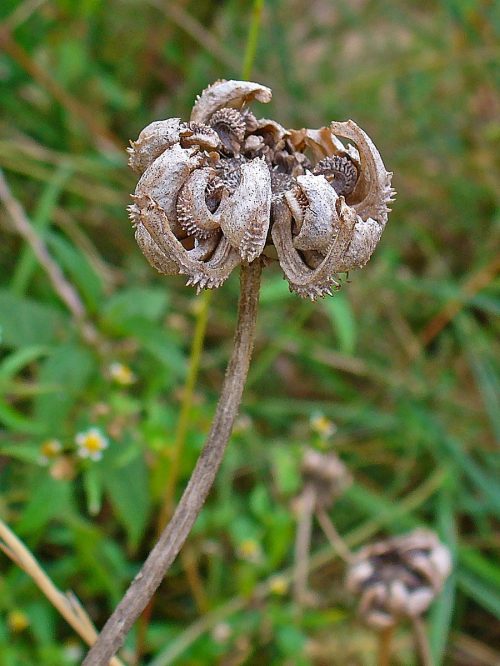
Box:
346;529;452;629
300;449;352;509
128;80;394;296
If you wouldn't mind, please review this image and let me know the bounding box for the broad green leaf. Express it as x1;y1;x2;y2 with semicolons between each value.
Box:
34;343;96;428
103;444;151;550
101;286;169;328
16;473;73;535
0;291;66;349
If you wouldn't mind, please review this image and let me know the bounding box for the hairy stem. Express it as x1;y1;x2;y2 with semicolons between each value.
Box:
82;260;262;665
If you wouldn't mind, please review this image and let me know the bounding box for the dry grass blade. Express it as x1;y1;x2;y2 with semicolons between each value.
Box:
0;518;126;666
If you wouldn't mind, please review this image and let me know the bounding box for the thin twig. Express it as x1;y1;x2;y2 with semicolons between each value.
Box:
0;168;99;345
315;507;353;563
378;626;394;666
0;519;125;666
293;484;316;605
412;616;434;666
82;260;262;665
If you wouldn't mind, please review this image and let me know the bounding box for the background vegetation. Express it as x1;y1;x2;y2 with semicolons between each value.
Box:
0;0;499;664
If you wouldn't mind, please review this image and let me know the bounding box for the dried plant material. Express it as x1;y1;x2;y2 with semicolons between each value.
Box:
301;448;352;509
128;80;394;298
346;529;452;629
293;449;352;604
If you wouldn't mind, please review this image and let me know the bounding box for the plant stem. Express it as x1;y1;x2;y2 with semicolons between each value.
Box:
378;626;394;666
293;484;316;605
241;0;265;80
315;507;353;563
412;616;434;666
82;260;262;666
158;290;212;530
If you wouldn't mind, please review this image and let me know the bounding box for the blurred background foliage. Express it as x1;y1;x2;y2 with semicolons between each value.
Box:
0;0;499;664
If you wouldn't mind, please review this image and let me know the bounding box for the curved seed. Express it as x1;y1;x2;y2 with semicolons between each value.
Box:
127;118;189;175
136;195;241;291
218;157;272;262
330;120;395;225
287;174;340;252
176;168;222;239
134;144;203;236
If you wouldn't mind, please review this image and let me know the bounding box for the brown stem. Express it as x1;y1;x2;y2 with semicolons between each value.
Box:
82;259;262;665
378;626;394;666
412;616;434;666
315;507;353;564
293;484;316;605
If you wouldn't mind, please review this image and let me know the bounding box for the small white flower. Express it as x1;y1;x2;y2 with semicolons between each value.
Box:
39;438;62;464
310;412;337;438
109;362;136;386
75;427;109;461
236;538;263;564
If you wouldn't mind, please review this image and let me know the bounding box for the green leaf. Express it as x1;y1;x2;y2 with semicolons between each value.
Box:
0;401;46;435
458;571;500;620
103;444;151;550
0;291;66;349
0;345;49;383
11;164;72;295
429;486;457;665
46;233;104;312
102;286;169;327
16;473;73;535
0;443;41;464
322;291;357;354
83;466;103;516
34;343;96;429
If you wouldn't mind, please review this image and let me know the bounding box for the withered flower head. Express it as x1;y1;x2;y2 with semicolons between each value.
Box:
300;448;352;509
346;529;452;629
128;80;395;300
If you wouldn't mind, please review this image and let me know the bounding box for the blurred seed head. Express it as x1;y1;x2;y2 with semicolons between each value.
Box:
301;448;352;509
346;529;452;629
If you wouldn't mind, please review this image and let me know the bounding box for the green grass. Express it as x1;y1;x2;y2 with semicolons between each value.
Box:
0;0;499;664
